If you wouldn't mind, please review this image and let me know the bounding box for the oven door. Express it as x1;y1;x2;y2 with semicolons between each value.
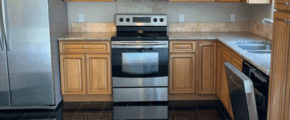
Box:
112;41;168;87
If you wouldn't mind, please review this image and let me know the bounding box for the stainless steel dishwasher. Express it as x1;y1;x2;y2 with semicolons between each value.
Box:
224;62;258;120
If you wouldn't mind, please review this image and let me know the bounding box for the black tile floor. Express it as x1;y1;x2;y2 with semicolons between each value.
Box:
0;100;231;120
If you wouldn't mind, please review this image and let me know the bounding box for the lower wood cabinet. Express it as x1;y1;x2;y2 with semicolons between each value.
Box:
198;41;217;94
59;41;111;102
60;54;86;95
169;41;217;98
217;42;243;118
86;54;111;95
170;53;197;94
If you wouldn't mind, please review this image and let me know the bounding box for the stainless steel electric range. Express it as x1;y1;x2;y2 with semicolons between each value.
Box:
111;14;169;102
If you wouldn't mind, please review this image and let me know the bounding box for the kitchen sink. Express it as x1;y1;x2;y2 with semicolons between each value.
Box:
237;41;271;54
239;45;271;50
247;50;271;54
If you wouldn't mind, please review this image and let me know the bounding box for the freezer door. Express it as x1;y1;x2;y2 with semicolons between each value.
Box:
0;0;10;107
0;39;10;107
5;0;54;106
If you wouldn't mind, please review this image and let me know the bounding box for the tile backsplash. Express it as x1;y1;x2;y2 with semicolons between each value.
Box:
70;22;272;40
70;22;116;33
250;22;273;40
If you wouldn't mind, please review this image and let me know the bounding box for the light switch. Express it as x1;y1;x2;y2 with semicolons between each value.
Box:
78;14;85;22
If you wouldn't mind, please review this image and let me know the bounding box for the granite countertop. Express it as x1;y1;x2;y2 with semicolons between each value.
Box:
58;32;271;75
58;32;115;41
169;32;271;75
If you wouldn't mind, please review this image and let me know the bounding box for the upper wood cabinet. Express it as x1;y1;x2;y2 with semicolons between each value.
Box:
170;53;197;94
60;54;86;95
216;0;240;2
275;0;290;12
64;0;114;2
197;41;217;94
268;12;290;120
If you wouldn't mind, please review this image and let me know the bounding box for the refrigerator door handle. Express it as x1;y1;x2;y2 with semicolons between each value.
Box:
0;0;8;51
0;0;4;51
0;33;3;50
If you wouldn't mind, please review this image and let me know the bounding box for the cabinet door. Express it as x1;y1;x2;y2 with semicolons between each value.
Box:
275;0;289;12
86;54;111;95
220;48;234;118
60;54;86;95
216;43;222;99
198;42;216;94
170;53;196;94
268;12;290;120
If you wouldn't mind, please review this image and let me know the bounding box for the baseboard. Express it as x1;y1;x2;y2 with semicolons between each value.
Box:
169;94;218;100
63;95;112;102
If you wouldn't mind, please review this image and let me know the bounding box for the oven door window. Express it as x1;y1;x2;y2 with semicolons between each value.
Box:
122;53;158;75
112;48;168;78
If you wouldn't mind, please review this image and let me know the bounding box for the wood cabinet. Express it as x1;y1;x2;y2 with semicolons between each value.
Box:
59;41;111;102
64;0;114;2
268;12;290;120
216;0;240;2
86;54;111;95
169;41;217;99
170;53;197;94
60;54;86;95
170;41;197;94
275;0;290;12
197;41;217;94
217;42;243;118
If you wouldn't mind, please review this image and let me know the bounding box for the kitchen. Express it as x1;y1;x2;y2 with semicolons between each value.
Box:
0;0;289;120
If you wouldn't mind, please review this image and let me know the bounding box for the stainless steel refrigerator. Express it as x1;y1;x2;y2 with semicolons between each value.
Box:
0;0;68;109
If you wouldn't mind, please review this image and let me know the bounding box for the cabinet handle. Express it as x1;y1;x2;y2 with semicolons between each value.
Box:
82;46;89;49
285;2;289;7
179;46;186;49
200;44;212;47
81;57;85;60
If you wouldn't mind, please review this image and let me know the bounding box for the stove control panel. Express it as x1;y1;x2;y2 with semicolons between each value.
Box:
116;15;167;26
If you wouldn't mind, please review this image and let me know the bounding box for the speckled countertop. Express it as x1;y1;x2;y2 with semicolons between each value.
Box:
169;32;271;75
58;32;115;41
58;32;271;75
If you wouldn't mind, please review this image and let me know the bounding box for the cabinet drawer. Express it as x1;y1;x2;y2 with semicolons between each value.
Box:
59;41;110;53
170;41;196;53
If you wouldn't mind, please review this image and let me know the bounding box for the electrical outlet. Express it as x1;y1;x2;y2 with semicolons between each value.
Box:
78;14;85;22
179;14;184;23
230;14;236;23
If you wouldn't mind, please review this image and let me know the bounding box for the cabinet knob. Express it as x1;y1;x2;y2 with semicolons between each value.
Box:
286;2;289;6
81;57;85;60
180;46;186;49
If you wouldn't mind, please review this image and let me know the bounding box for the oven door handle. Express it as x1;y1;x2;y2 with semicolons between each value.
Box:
112;41;168;48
